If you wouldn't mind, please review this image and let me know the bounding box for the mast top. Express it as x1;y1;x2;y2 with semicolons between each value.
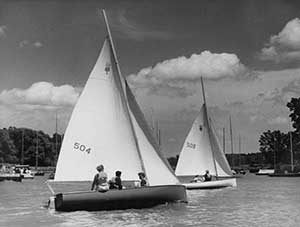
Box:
200;77;207;105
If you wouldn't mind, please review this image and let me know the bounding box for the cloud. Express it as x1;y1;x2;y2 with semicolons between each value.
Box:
0;25;7;38
128;51;247;97
267;116;288;125
33;41;43;48
0;82;79;107
110;10;174;41
19;40;43;48
258;18;300;63
256;79;300;106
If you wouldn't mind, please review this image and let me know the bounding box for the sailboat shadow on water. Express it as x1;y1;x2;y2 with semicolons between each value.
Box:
46;10;187;212
175;78;237;190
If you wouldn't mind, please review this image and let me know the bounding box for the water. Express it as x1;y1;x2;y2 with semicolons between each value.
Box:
0;173;299;227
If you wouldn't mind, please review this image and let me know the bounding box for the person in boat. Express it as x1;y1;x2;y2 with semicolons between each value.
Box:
91;164;109;192
203;170;212;182
108;170;123;190
191;175;204;182
138;172;148;187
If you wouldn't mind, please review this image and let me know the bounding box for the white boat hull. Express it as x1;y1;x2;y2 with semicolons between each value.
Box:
183;178;237;190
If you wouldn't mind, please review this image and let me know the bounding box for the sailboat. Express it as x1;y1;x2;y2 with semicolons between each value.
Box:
47;10;187;212
175;77;237;189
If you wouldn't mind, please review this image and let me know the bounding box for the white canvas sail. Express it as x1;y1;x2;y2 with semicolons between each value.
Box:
175;104;232;177
54;36;179;185
209;117;233;176
126;83;179;185
175;106;216;176
54;39;143;181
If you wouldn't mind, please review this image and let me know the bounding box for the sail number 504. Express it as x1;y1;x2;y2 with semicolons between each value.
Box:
74;142;91;154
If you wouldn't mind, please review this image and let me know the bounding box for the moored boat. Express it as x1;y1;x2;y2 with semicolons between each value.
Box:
0;173;22;182
268;172;300;177
255;169;274;175
46;10;187;211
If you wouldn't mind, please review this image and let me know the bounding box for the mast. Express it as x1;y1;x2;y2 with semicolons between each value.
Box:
223;127;226;154
200;77;218;178
21;129;24;165
290;132;294;172
35;131;38;170
101;9;146;175
229;116;234;167
238;134;241;167
55;111;58;163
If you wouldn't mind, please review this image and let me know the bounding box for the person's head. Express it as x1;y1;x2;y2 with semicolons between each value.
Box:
138;172;145;179
115;171;121;177
205;170;209;174
96;164;104;172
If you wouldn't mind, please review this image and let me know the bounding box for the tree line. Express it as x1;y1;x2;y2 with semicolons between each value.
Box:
0;127;62;166
258;98;300;172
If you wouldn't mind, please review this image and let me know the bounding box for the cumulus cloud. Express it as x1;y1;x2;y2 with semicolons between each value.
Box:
0;82;79;107
19;40;43;48
128;51;247;97
0;25;7;38
258;18;300;63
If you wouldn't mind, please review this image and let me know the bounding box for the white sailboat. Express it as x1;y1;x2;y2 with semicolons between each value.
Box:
175;77;236;189
47;10;186;211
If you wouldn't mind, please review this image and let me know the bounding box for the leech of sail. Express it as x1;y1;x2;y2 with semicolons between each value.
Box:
201;77;218;178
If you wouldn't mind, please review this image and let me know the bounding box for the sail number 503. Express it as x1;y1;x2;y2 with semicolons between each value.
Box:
74;142;91;154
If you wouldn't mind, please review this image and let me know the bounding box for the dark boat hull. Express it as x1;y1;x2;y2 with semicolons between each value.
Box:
0;174;22;182
268;173;300;177
53;185;187;212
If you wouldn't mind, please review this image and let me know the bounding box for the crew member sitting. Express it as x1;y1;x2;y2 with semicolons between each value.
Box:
109;170;123;190
138;172;148;187
203;170;212;181
191;175;204;182
91;164;109;192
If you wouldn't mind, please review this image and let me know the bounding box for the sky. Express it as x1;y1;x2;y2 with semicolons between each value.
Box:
1;0;300;157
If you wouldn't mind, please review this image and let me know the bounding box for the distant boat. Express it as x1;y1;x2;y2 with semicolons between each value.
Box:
14;165;34;179
0;164;22;182
175;77;236;189
46;10;186;212
255;169;274;175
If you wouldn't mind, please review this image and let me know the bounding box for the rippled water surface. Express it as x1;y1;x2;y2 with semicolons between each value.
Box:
1;173;299;227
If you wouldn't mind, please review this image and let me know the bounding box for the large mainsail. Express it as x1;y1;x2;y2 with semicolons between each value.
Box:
54;35;179;185
54;39;142;181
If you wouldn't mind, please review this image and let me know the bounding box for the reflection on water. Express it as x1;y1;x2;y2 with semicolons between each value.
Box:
0;173;299;227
